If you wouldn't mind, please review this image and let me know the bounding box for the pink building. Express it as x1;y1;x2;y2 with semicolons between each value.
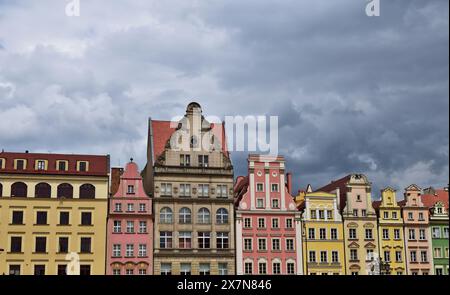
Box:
400;184;433;275
106;161;153;275
234;155;303;275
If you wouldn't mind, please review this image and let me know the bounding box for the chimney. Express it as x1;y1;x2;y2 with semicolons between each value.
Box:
287;173;292;195
110;167;124;196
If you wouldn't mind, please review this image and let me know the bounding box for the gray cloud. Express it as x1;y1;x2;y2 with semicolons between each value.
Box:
0;0;448;198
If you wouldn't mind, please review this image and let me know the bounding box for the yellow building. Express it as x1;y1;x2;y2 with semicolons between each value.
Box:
373;187;407;275
0;151;109;275
300;190;346;275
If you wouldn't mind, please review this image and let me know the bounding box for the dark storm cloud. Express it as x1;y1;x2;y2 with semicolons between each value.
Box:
0;0;448;196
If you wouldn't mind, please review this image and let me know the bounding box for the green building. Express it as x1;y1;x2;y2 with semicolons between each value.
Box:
423;187;449;275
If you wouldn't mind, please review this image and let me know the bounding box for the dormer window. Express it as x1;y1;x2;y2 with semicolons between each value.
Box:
77;161;88;172
436;207;443;214
198;155;209;168
36;160;46;171
15;159;26;170
0;158;5;169
57;161;68;171
127;185;135;194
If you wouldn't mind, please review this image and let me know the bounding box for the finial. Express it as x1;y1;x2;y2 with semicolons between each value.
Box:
130;157;134;162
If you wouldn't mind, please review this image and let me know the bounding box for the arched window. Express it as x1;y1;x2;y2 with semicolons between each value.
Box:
160;207;173;224
35;183;51;198
198;208;211;224
79;184;95;199
216;208;229;224
179;207;192;224
11;182;27;198
57;183;73;199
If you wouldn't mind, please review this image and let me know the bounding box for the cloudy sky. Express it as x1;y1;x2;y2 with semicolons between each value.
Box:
0;0;448;198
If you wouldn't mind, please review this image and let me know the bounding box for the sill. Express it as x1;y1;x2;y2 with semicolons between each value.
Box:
349;260;360;263
7;252;24;254
33;252;48;254
57;224;72;226
257;250;268;253
216;223;229;225
79;224;93;227
112;256;122;258
34;224;49;226
9;223;25;226
160;195;173;198
57;252;69;254
80;252;93;254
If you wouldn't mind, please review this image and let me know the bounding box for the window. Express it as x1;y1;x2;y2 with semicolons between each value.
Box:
272;218;279;229
11;182;27;198
419;229;426;240
444;227;449;239
272;239;280;251
256;198;264;208
57;183;73;199
318;210;325;219
410;251;417;262
365;229;373;240
0;158;4;170
58;237;69;253
434;248;442;258
320;251;328;263
431;228;440;240
139;203;146;212
394;229;400;240
81;212;92;226
180;154;191;167
180;263;191;275
319;228;326;240
395;251;402;262
331;251;339;263
160;232;173;249
392;212;397;219
420;251;428;262
217;232;229;249
408;212;413;220
139;221;147;233
112;269;121;275
286;218;293;228
198;184;209;197
58;161;67;171
286;262;295;274
161;263;172;275
435;268;444;275
244;218;251;228
382;229;389;240
384;251;391;262
356;195;361;201
138;244;147;257
10;236;22;253
0;183;2;197
273;262;281;274
331;228;338;240
198;155;209;167
125;269;134;275
383;212;389;219
179;184;191;197
78;161;87;172
198;208;211;224
244;262;253;274
126;221;134;233
361;209;367;217
112;244;121;257
418;212;424;221
57;265;67;275
179;207;192;224
216;208;229;224
244;239;252;251
179;232;192;249
80;237;91;253
12;211;24;225
127;185;135;194
272;199;279;208
327;210;333;220
60;212;70;225
409;229;416;240
37;160;46;170
114;203;122;212
79;184;95;199
258;218;266;228
127;203;134;212
308;228;316;239
113;220;121;233
160;207;173;224
309;251;316;263
160;183;172;196
350;249;358;261
80;265;91;276
256;183;264;192
271;184;279;192
125;244;134;257
34;265;45;275
258;262;267;274
36;211;48;225
35;237;47;253
367;249;374;261
258;239;267;251
286;239;294;251
217;185;227;198
353;209;358;217
16;160;25;170
35;183;51;198
349;228;357;239
198;232;211;249
199;263;210;275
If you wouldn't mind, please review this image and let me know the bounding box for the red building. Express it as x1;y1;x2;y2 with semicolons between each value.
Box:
234;155;303;275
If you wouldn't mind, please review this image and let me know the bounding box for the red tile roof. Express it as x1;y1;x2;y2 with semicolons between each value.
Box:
0;151;109;177
150;120;229;160
422;188;449;210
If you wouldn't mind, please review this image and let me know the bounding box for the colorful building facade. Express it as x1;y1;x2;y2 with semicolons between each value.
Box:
0;151;109;275
373;187;407;275
300;190;346;275
106;160;153;275
318;174;379;275
401;184;433;275
142;102;235;275
234;155;303;275
422;187;449;275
